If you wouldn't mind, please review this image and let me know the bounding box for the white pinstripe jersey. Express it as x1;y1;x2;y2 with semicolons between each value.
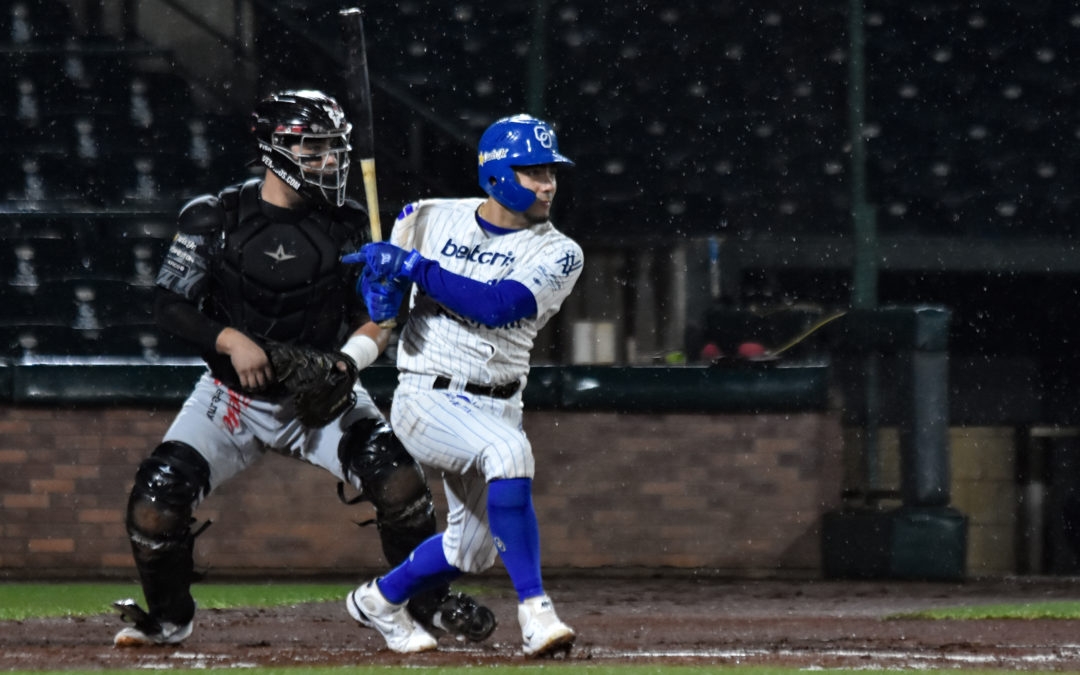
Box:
390;198;584;385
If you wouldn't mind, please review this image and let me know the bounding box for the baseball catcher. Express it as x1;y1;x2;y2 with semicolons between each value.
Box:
113;90;494;648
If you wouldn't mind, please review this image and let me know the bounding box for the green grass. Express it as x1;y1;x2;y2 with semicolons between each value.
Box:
0;581;505;621
0;669;761;675
0;669;715;675
5;583;1080;674
0;582;355;620
8;582;1080;623
896;600;1080;620
2;665;1045;669
8;668;1080;675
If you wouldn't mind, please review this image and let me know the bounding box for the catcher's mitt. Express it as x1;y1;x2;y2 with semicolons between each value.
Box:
266;342;358;428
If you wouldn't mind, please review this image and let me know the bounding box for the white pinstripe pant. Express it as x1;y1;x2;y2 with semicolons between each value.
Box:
390;374;534;573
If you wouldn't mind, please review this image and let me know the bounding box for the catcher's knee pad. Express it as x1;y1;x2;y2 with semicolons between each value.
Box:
339;419;436;565
127;441;211;549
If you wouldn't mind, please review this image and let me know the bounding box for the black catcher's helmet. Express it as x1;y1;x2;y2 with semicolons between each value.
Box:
251;90;352;206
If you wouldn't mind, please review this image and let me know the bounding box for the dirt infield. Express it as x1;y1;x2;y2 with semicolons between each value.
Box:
4;574;1080;671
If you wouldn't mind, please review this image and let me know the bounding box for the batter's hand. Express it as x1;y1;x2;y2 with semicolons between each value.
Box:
359;266;406;323
344;242;424;282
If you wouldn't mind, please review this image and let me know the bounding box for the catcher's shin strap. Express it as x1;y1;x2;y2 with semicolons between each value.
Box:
433;376;520;399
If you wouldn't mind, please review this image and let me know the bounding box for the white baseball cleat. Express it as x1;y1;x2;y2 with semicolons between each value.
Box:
347;580;438;653
518;594;575;657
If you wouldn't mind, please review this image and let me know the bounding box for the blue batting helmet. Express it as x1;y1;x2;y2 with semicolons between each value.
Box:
477;114;574;212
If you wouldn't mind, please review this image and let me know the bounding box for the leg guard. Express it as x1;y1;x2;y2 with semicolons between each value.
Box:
125;440;211;626
339;419;437;566
339;420;496;641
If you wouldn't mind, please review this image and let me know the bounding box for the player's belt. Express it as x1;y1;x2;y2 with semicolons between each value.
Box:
433;376;520;399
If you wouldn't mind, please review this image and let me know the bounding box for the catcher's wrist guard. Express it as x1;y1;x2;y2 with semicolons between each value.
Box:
266;342;359;427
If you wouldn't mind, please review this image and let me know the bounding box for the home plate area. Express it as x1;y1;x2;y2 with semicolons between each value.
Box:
3;575;1080;670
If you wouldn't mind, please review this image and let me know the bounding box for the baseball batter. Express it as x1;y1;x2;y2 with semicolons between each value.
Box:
112;90;493;648
342;114;583;657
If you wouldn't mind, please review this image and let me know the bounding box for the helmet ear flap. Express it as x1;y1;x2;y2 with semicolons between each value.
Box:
483;167;537;212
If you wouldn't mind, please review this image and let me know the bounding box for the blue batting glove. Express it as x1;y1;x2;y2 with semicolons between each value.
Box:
359;266;406;323
358;242;424;281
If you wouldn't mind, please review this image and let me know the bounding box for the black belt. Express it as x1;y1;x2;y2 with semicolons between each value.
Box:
433;376;520;399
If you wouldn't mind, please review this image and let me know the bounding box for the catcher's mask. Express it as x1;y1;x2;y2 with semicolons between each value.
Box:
252;89;352;207
477;114;574;212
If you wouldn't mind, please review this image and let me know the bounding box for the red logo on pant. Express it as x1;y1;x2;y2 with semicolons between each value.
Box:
209;380;251;434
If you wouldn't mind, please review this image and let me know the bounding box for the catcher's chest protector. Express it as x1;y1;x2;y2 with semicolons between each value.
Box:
214;180;351;349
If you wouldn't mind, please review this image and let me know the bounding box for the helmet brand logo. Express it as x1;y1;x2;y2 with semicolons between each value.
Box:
478;148;509;166
327;106;345;129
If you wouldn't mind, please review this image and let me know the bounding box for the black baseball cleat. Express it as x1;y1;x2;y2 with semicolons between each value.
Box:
409;590;497;642
112;598;193;647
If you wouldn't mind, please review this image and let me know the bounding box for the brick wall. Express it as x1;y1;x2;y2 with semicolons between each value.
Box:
0;405;844;578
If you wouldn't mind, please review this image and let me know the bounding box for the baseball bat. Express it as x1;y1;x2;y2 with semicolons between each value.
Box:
340;7;394;327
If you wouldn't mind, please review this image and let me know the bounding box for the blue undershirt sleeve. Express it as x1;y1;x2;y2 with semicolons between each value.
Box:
410;258;538;327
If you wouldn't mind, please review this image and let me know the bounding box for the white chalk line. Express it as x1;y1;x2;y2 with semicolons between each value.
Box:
584;644;1080;667
115;643;1080;669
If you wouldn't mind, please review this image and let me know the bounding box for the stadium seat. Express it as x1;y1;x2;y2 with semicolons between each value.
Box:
0;278;154;332
92;324;198;360
105;154;189;206
93;235;169;287
104;216;175;241
0;236;95;289
0;1;74;47
0;325;86;359
4;154;90;205
0;278;73;327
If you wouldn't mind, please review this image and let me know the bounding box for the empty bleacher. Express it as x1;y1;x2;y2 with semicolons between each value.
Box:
4;1;1080;366
0;1;245;362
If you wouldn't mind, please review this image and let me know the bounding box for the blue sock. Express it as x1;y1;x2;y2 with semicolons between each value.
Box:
376;534;462;604
487;477;544;602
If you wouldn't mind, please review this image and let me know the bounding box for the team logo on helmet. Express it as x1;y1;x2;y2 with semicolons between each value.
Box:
534;126;553;149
